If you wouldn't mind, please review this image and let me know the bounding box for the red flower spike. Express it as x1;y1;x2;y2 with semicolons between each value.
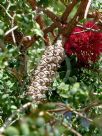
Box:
64;21;102;67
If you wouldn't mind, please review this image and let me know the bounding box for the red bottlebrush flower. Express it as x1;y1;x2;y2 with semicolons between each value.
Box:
64;21;102;67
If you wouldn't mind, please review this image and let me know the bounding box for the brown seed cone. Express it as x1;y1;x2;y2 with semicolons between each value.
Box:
28;40;65;103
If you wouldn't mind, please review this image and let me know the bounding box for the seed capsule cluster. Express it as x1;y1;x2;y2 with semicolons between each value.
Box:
28;40;65;102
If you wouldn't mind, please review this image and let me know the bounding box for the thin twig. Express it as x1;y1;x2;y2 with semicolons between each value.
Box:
62;122;82;136
11;14;16;44
68;19;101;35
76;24;101;32
72;110;92;123
48;108;67;113
82;101;102;112
4;26;18;36
74;21;101;34
0;4;13;19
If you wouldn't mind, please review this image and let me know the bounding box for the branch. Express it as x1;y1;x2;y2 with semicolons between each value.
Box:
37;7;62;31
35;13;51;45
61;0;78;23
62;0;90;36
0;102;31;134
38;8;60;23
43;23;58;35
4;22;57;48
47;102;92;123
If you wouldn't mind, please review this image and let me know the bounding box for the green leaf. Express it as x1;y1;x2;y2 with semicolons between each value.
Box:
0;21;4;28
34;29;43;37
58;82;69;91
2;94;9;99
35;117;45;128
5;126;19;136
11;105;17;110
58;82;69;98
70;82;80;94
0;29;4;35
20;123;30;135
0;118;3;127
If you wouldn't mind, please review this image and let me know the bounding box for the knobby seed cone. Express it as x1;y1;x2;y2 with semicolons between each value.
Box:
28;40;65;103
